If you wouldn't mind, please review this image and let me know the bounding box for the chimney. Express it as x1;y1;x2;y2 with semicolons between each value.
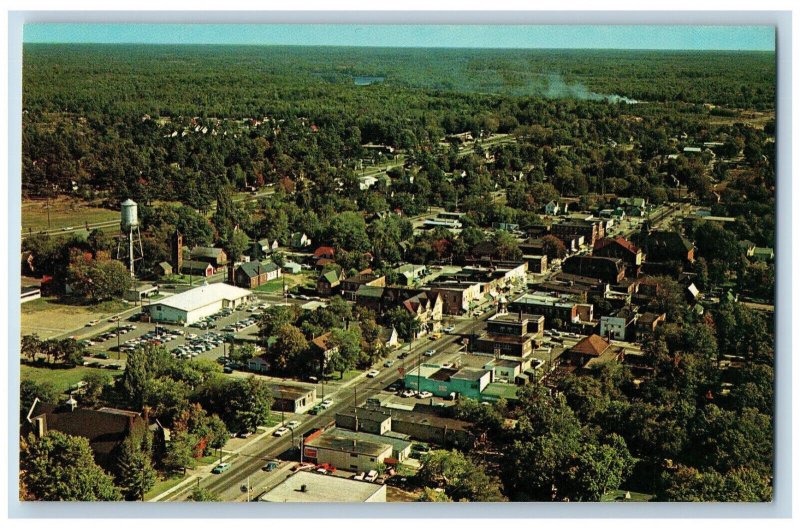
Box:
34;417;46;437
66;394;78;412
300;484;307;493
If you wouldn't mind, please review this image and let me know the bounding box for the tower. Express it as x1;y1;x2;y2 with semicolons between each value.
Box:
171;229;183;273
116;199;144;277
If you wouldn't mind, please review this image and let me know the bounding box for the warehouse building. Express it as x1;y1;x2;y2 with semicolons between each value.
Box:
303;429;393;473
144;283;252;325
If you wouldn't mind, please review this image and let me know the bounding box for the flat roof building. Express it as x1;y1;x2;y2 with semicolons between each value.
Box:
145;283;252;325
259;471;386;502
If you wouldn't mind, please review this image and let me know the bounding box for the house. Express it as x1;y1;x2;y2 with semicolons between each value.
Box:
341;269;386;301
181;260;214;277
155;261;173;277
562;255;626;284
124;284;159;302
311;332;338;374
551;220;604;247
593;236;644;269
354;285;386;313
383;326;400;349
290;232;312;249
282;261;302;274
247;353;270;373
508;292;580;328
392;264;427;286
523;254;548;274
313;246;336;262
617;197;647;210
335;408;392;435
636;312;666;337
567;334;625;371
402;291;443;336
189;246;228;268
234;261;282;289
544;200;561;216
24;399;147;472
750;247;774;262
317;269;343;297
251;238;279;260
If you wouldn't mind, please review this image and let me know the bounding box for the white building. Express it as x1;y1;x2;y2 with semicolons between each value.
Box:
259;471;386;502
146;283;252;325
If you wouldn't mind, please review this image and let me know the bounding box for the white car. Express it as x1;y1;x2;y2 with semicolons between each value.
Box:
416;391;433;399
441;362;453;369
273;427;290;437
401;389;416;398
286;420;301;430
424;349;436;357
86;320;100;327
320;399;333;409
367;369;380;378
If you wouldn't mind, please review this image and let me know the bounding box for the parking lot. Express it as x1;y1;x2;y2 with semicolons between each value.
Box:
78;302;268;369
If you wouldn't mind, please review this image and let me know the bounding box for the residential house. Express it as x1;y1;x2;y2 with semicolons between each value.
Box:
599;307;637;341
311;332;338;374
234;261;281;289
155;261;173;277
247;353;270;373
251;238;279;260
317;269;344;297
181;260;214;277
643;230;695;263
190;246;228;269
392;264;427;286
341;269;386;301
566;334;625;371
290;232;312;249
282;261;302;274
402;291;443;336
636;312;666;337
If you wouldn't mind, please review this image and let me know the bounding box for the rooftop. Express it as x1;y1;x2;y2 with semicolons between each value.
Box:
571;334;611;357
152;283;251;312
259;471;385;503
305;432;391;457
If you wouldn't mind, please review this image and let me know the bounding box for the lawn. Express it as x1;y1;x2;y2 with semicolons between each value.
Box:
22;297;135;339
21;364;122;394
337;369;363;383
144;472;187;501
254;278;286;294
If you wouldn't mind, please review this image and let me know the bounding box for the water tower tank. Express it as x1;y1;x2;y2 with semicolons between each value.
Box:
121;199;139;229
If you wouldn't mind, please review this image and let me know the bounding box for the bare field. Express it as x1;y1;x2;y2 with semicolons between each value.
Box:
21;297;128;339
22;196;118;232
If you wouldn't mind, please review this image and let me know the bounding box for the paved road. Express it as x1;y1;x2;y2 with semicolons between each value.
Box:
159;311;488;502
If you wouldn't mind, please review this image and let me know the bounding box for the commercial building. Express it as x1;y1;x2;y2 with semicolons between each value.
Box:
404;365;492;399
270;384;317;414
474;312;543;358
303;429;393;473
320;427;412;462
562;255;626;284
259;471;386;503
508;293;579;328
599;307;637;341
144;283;252;325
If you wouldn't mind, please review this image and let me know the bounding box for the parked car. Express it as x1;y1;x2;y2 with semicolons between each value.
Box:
238;431;253;439
286;420;301;430
384;360;395;368
273;427;290;437
443;326;455;334
95;353;109;359
401;389;416;398
416;391;433;399
365;470;379;482
86;320;100;327
211;463;231;474
367;369;380;378
424;349;436;357
308;405;322;415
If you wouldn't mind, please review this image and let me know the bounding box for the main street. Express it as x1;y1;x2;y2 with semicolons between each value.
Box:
157;307;490;502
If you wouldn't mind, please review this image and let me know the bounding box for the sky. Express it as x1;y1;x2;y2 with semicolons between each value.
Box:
23;24;775;51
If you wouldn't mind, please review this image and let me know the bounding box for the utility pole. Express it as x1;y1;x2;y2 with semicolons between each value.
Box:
116;318;121;360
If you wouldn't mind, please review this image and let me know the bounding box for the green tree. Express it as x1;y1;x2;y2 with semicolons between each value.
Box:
658;466;771;502
417;449;506;502
269;324;308;373
258;304;297;340
162;429;197;475
565;434;635;501
189;487;220;501
418;487;453;502
81;370;112;407
122;344;174;408
115;424;157;501
540;235;567;261
21;432;122;501
226;376;273;434
20;379;59;420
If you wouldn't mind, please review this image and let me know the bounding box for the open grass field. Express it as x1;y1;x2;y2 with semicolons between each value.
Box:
20;364;122;394
144;473;187;501
22;196;119;232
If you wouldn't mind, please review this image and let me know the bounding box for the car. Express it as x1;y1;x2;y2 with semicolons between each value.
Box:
187;333;198;339
308;405;322;415
367;369;380;378
384;360;395;368
238;431;253;439
320;399;333;409
223;366;233;374
365;470;379;482
401;389;416;398
108;316;120;322
417;391;433;399
387;382;400;392
441;362;453;369
106;364;122;370
398;352;409;359
286;420;301;429
86;319;100;327
273;427;290;437
443;326;455;334
424;349;436;357
211;463;231;474
95;352;109;359
262;461;279;472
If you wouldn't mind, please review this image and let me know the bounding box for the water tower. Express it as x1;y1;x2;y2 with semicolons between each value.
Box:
116;199;144;276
